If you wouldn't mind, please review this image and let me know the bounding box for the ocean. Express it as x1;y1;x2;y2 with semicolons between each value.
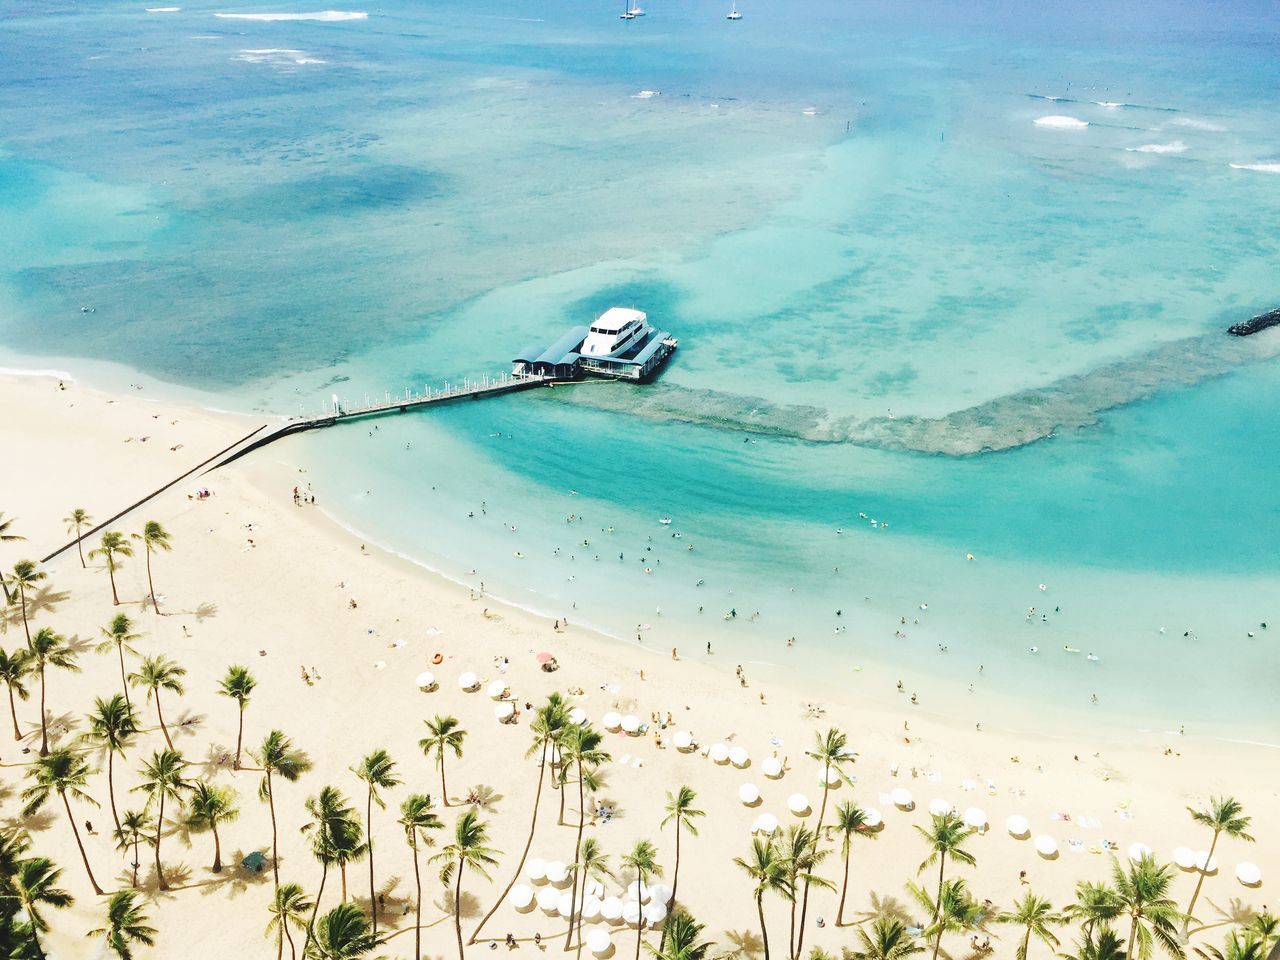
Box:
2;0;1278;740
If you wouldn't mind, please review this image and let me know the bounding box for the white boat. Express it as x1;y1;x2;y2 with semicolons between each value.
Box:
627;4;645;15
658;517;672;526
581;307;649;358
726;1;742;19
620;0;636;18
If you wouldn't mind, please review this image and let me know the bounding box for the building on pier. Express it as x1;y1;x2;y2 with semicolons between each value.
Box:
512;307;677;382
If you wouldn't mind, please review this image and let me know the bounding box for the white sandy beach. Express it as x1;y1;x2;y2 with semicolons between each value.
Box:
1;372;1276;959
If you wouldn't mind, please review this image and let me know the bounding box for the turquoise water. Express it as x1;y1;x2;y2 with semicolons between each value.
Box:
2;0;1278;738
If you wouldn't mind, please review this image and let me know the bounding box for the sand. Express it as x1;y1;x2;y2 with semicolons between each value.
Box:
1;372;1275;959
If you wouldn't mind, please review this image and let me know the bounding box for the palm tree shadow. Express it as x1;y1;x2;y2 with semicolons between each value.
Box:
171;709;206;743
866;890;915;925
41;709;82;751
136;859;194;899
464;783;502;813
1193;895;1258;935
9;806;56;832
194;602;218;622
63;632;94;656
27;586;72;618
435;890;485;920
192;741;235;780
723;927;764;959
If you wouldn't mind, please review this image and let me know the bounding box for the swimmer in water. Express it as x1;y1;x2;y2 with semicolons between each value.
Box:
1030;646;1040;654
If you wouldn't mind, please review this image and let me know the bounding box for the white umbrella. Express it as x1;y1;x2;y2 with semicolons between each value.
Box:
672;730;694;751
729;746;750;767
542;744;562;765
620;714;641;734
511;884;534;910
762;757;784;778
753;813;780;835
1128;842;1152;861
1006;815;1030;837
487;679;508;699
1034;834;1058;857
602;711;622;731
1235;862;1262;886
1173;846;1197;870
569;706;588;725
526;858;547;883
863;807;883;828
891;787;913;809
1194;850;1218;874
414;670;436;690
962;807;987;830
545;861;569;885
709;743;730;763
817;767;843;788
587;930;612;956
585;878;606;899
558;892;576;918
537;887;561;913
643;900;668;926
622;899;642;927
928;798;953;816
788;793;811;816
494;701;515;720
647;882;673;906
626;880;650;903
581;897;603;922
738;783;760;805
457;671;479;691
600;897;624;922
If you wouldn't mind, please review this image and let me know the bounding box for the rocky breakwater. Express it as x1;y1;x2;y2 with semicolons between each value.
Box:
1228;307;1280;336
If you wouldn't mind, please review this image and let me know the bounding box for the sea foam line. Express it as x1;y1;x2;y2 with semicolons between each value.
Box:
1229;162;1280;173
1034;115;1088;129
1126;140;1187;155
215;10;367;21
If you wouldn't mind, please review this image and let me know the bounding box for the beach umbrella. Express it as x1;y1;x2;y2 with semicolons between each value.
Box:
928;798;953;816
568;706;588;725
1128;842;1152;861
643;900;668;927
545;860;569;885
581;897;603;922
1173;846;1197;870
788;793;811;816
557;892;576;918
738;783;760;805
414;670;436;690
600;897;624;922
1034;834;1058;857
542;744;562;765
647;882;673;906
1006;815;1030;837
457;671;479;691
620;714;641;734
585;878;606;899
962;807;987;830
762;756;784;778
891;787;913;809
622;899;642;927
536;652;555;664
1235;862;1262;886
511;884;535;911
709;743;730;764
602;711;622;731
672;730;694;751
1193;850;1218;874
625;879;650;903
526;858;547;883
817;767;843;788
862;807;883;829
537;887;561;913
729;745;750;767
587;929;612;956
494;702;515;720
753;813;780;835
487;679;508;699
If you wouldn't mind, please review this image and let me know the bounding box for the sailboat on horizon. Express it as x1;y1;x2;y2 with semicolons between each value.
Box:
726;1;743;20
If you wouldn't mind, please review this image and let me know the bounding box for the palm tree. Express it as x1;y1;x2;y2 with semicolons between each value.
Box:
470;692;568;944
301;785;366;952
267;882;313;960
90;531;133;606
186;780;239;872
573;836;614;950
353;748;401;934
621;840;663;960
307;901;382;959
734;836;793;960
850;914;924;960
833;800;871;926
908;876;985;960
0;513;23;603
12;855;74;958
398;793;444;960
30;627;78;756
98;613;141;709
65;508;93;568
0;646;31;741
1194;931;1268;960
645;909;714;960
1108;856;1185;960
1243;912;1277;958
419;714;466;806
8;560;45;648
661;786;704;915
132;521;173;614
21;749;103;894
562;722;610;947
1066;927;1129;960
218;664;256;770
112;809;154;889
999;892;1065;959
433;810;500;960
1071;879;1123;939
252;729;313;888
128;653;185;750
1183;798;1253;934
82;694;139;832
915;811;976;922
780;823;831;960
89;890;156;960
133;748;191;891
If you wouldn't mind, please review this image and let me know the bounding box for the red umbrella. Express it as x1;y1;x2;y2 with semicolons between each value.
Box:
536;652;555;664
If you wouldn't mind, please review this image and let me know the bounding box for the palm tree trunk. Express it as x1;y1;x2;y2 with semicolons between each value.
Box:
470;740;549;944
634;884;644;960
1022;927;1032;959
267;772;281;887
38;663;48;756
1183;830;1219;932
61;791;104;895
117;643;131;710
757;892;771;960
935;852;947;919
788;887;797;960
76;529;85;568
368;789;377;934
234;703;244;770
283;918;297;960
28;924;44;960
441;755;449;806
107;749;121;832
455;858;466;960
132;837;140;888
107;556;119;606
1127;914;1139;960
7;684;20;740
145;545;159;614
931;928;943;960
275;916;285;960
155;792;168;891
307;862;330;952
18;584;31;649
567;764;586;950
155;690;174;750
412;839;423;960
795;780;832;957
836;843;850;926
212;820;223;872
340;862;348;902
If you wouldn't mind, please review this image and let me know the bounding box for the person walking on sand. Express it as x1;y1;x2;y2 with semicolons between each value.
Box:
671;647;678;660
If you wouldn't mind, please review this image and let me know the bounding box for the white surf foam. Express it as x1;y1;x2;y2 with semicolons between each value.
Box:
1093;100;1125;109
145;6;181;11
0;366;77;381
1034;115;1088;129
236;47;325;65
633;89;659;99
1169;117;1225;132
1125;140;1187;154
1229;162;1280;173
215;10;366;21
